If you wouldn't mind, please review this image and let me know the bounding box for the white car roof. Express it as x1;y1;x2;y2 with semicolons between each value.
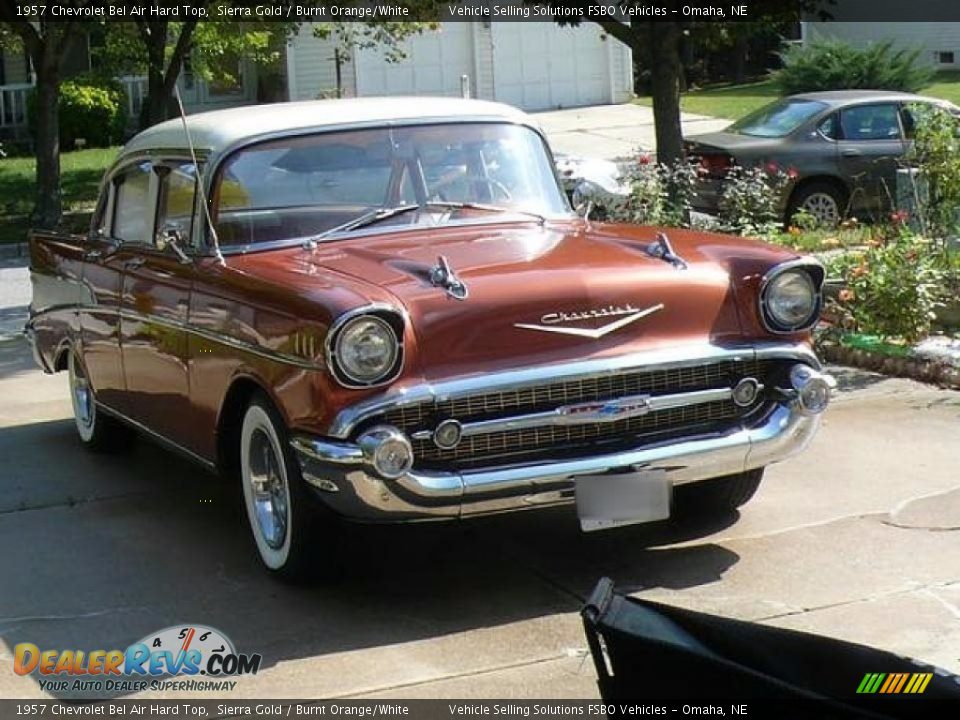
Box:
123;97;535;155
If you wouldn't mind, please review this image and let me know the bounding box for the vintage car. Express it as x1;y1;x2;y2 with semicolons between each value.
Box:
26;98;834;579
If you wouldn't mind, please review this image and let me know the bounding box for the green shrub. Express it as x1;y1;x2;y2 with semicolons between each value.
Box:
606;155;699;227
28;79;127;149
717;164;789;237
825;231;948;342
773;40;933;95
902;103;960;241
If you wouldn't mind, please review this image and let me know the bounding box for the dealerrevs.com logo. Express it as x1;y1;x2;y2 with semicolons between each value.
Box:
13;624;261;694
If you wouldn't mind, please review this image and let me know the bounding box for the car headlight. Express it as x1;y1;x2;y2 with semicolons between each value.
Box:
761;265;822;332
328;312;402;387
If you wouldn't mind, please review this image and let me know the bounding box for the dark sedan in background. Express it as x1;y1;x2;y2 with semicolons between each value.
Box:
685;90;960;225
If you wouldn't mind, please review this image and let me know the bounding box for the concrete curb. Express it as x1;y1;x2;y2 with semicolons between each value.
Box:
820;342;960;390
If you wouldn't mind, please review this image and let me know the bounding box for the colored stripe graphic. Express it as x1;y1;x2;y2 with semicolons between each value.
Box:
858;672;932;694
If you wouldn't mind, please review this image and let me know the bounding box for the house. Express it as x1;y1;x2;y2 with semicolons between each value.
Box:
802;5;960;68
286;21;634;111
0;21;632;140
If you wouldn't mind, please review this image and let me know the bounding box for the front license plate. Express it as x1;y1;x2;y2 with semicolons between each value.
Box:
575;469;671;532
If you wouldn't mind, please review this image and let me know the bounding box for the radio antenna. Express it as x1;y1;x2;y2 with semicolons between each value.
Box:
174;84;224;264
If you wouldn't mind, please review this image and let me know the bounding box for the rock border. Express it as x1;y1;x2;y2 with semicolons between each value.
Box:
819;342;960;390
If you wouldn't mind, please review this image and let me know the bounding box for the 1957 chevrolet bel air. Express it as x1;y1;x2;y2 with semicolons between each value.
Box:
27;98;834;578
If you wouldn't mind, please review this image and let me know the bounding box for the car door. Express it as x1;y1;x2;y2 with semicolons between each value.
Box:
79;163;149;410
836;103;906;216
117;158;198;447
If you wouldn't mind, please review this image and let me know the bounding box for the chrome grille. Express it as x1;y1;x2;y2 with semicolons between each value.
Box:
413;399;736;466
373;358;774;469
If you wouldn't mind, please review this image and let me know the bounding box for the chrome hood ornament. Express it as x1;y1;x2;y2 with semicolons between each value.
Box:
430;255;468;300
514;303;664;339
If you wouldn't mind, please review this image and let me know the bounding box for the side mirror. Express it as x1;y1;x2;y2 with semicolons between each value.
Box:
156;224;191;264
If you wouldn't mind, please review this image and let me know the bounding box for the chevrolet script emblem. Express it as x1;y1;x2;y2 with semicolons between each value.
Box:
514;303;664;339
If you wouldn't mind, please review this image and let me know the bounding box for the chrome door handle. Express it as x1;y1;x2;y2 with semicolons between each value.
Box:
84;249;102;262
841;148;862;157
124;257;146;270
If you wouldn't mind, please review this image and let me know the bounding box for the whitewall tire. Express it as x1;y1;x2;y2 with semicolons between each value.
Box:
239;393;329;581
67;351;134;452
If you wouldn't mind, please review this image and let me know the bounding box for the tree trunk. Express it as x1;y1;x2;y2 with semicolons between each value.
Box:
32;47;62;228
139;23;169;129
138;20;198;130
648;21;684;167
733;34;749;84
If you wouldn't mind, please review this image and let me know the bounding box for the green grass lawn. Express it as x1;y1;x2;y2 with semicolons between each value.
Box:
633;78;780;120
0;146;118;244
635;71;960;122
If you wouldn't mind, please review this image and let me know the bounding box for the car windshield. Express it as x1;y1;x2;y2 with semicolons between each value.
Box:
213;122;570;247
729;99;828;138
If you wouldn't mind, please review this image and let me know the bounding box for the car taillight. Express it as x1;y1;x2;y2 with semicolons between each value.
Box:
698;153;733;178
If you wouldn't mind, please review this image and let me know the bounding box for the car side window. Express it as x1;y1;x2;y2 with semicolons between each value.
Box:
112;161;153;244
155;161;198;248
839;104;902;141
817;114;839;140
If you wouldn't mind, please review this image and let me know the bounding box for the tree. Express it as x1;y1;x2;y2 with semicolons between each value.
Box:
0;1;89;227
537;0;833;167
96;3;293;129
312;21;440;98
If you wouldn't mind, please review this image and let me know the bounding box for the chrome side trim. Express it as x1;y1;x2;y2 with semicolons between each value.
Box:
327;342;821;439
95;402;217;472
410;386;734;441
52;304;325;371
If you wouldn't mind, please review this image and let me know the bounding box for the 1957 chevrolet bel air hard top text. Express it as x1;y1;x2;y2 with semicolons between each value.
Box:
26;98;834;579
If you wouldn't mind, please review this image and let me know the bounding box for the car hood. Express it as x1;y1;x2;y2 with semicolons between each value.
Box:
283;221;760;382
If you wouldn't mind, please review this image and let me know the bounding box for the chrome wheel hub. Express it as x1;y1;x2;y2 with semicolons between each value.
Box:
71;362;93;429
248;429;288;550
800;192;840;225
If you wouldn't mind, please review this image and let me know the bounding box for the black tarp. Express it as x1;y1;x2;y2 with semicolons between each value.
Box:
582;577;960;719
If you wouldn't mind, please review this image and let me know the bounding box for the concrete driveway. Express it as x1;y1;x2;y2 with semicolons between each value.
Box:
1;333;959;700
535;103;732;160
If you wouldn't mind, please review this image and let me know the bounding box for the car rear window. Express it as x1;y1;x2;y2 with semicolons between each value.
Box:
730;99;828;138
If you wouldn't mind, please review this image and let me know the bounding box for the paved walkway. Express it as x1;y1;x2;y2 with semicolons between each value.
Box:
535;102;731;160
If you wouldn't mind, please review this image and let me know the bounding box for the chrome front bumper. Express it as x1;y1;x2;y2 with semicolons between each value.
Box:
290;396;826;523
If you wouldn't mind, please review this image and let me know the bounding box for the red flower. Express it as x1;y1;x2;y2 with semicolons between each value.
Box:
787;167;799;179
890;210;909;225
765;161;779;174
638;154;651;166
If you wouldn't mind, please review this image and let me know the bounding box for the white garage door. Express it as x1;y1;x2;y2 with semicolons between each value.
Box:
492;24;610;111
355;24;474;98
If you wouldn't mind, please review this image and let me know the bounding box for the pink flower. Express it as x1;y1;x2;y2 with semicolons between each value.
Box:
890;210;909;225
787;167;799;179
765;161;779;175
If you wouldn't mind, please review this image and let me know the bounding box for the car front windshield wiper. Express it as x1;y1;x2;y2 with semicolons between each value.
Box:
309;201;546;245
311;204;421;241
420;200;546;224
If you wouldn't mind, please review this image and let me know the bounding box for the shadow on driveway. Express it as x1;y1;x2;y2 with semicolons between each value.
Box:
0;413;741;699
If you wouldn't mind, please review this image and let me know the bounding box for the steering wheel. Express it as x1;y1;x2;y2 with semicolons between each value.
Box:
433;173;513;202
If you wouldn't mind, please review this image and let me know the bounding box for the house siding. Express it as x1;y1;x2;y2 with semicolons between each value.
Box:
805;22;960;67
287;22;633;110
287;28;357;100
473;22;496;101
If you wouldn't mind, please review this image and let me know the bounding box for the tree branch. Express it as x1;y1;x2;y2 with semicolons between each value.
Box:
163;19;199;94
